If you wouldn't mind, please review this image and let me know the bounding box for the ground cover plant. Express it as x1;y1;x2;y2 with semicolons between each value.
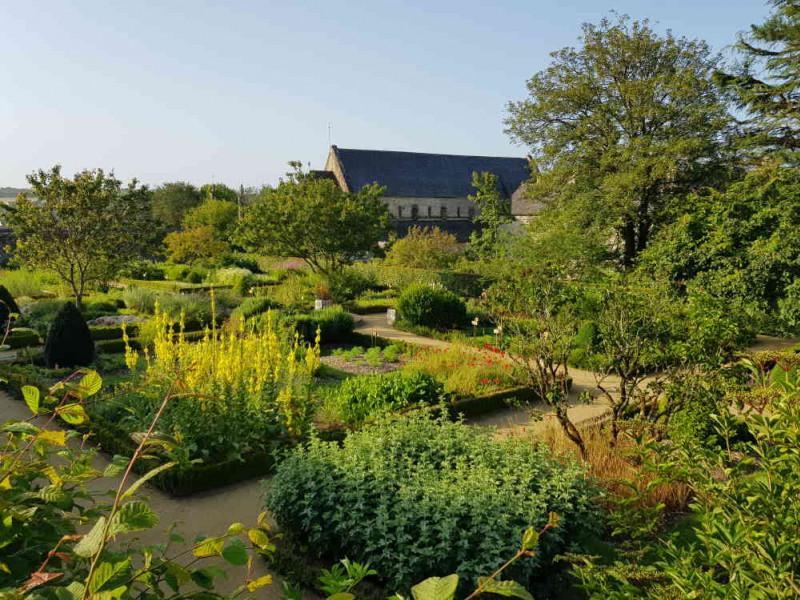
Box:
405;344;524;398
266;415;601;593
323;370;444;426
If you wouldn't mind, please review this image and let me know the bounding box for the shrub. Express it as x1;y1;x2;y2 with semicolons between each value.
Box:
406;344;524;397
778;278;800;334
329;371;444;425
397;284;467;330
218;253;261;273
122;286;160;314
90;324;139;341
326;268;376;302
98;308;320;464
44;302;95;368
19;299;63;337
266;416;600;592
292;307;354;343
118;259;166;280
385;226;462;269
5;327;41;349
230;297;282;322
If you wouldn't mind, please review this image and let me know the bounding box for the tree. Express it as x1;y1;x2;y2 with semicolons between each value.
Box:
44;301;95;367
715;0;800;155
385;226;462;269
486;268;587;459
468;171;512;259
151;182;202;228
505;16;732;268
182;198;239;239
164;225;229;264
636;162;800;317
200;183;238;203
236;164;388;275
5;166;157;309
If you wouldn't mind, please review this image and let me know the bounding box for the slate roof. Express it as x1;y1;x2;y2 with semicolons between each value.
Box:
329;146;530;199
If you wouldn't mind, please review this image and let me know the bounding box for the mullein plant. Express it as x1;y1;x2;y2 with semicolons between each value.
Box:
122;291;320;439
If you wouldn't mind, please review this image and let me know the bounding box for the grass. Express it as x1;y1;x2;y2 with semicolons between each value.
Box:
539;421;691;513
0;268;67;298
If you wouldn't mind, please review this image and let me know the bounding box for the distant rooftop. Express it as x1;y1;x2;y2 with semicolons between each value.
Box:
327;146;530;199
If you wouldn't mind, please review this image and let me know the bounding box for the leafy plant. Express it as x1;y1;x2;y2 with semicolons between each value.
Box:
266;415;600;591
328;371;445;426
397;285;467;330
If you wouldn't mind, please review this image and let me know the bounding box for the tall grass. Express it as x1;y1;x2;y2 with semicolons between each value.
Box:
540;421;691;513
0;268;66;298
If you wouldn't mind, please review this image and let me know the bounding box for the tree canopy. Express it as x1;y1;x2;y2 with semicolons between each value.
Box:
5;166;157;307
151;182;202;228
236;164;388;274
506;16;732;268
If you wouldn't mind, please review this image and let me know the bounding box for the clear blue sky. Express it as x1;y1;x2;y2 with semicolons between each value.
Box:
0;0;769;189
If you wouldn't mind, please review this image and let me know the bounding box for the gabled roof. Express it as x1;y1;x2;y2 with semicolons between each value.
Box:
327;146;530;199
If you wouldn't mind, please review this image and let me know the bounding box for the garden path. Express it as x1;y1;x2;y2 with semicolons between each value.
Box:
352;313;615;436
352;314;800;438
0;391;289;599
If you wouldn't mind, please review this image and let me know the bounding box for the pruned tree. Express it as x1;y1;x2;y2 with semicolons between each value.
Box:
5;166;157;309
236;163;388;275
468;171;513;259
486;269;587;459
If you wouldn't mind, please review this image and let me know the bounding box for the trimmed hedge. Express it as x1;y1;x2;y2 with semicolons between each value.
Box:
292;307;354;343
44;303;95;368
89;324;139;341
5;328;41;349
397;284;467;330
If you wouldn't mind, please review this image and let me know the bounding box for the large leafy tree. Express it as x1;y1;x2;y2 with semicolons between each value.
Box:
151;181;202;228
236;164;388;274
468;171;512;259
506;16;732;268
163;199;239;264
5;166;157;308
715;0;800;155
637;162;800;317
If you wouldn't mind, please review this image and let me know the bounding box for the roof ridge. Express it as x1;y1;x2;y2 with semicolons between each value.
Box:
333;147;527;161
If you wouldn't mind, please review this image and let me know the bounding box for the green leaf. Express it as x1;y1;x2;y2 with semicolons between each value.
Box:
89;558;131;593
103;455;130;478
411;574;459;600
121;461;176;499
22;385;40;415
478;578;534;600
328;594;355;600
226;522;246;535
74;517;107;558
221;538;249;566
109;501;158;535
78;370;103;398
3;421;40;435
521;527;539;551
57;403;87;425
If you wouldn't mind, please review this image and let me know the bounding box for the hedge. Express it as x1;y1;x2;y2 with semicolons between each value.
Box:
4;328;41;349
292;307;354;344
89;324;139;341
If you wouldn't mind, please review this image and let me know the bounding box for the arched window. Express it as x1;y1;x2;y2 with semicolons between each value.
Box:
427;206;432;218
411;204;419;220
456;207;461;218
397;205;403;218
440;205;447;219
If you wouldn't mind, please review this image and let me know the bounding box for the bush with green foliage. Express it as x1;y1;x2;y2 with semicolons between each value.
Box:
4;327;41;349
397;284;467;330
292;307;354;343
328;371;445;425
44;302;95;368
267;416;600;592
385;226;463;269
230;296;282;323
118;259;166;280
326;267;376;302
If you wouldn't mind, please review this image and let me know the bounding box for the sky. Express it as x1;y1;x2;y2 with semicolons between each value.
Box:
0;0;770;189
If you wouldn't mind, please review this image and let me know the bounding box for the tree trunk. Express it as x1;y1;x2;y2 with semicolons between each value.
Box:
621;220;637;269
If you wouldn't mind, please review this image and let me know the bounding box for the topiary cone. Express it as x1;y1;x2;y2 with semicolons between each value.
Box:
44;302;95;368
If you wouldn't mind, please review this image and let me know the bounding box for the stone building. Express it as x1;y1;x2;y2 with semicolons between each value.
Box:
319;146;531;241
